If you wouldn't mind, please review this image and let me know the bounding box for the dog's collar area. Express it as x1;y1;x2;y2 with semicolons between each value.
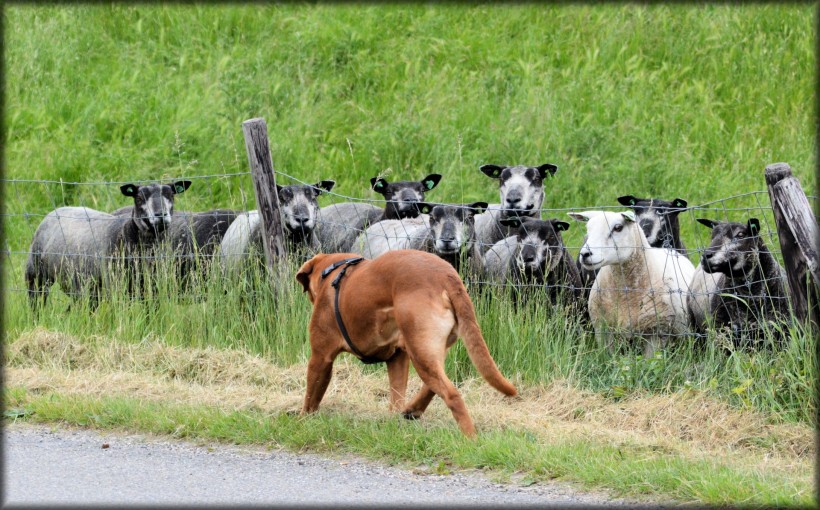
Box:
320;256;389;365
321;257;364;286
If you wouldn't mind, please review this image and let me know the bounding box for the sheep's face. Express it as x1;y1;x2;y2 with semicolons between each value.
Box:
277;181;335;237
698;218;761;278
480;164;558;219
121;181;191;234
371;174;441;220
424;202;487;255
617;195;687;249
511;217;570;275
569;210;641;271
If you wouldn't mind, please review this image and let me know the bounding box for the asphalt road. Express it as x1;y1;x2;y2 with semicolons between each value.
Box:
4;423;635;507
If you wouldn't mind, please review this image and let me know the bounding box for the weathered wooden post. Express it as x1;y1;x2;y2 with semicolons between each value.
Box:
242;118;286;270
765;162;819;327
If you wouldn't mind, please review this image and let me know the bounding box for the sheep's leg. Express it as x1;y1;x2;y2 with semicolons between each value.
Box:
26;267;50;311
643;336;661;358
595;323;615;354
386;349;410;411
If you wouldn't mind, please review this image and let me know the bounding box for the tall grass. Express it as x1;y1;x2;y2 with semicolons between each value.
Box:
3;5;816;425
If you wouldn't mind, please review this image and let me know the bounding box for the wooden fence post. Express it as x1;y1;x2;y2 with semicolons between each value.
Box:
242;118;286;270
765;162;819;327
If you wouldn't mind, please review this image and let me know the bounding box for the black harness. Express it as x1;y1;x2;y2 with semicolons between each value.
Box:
320;257;390;365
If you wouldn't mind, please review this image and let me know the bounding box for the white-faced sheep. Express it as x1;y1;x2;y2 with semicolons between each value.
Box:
690;218;790;347
315;174;441;253
483;216;584;305
569;210;695;357
25;181;192;310
353;202;487;275
473;164;558;254
578;195;689;292
219;181;335;271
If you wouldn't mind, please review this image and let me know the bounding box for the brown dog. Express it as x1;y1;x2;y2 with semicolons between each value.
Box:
296;250;517;436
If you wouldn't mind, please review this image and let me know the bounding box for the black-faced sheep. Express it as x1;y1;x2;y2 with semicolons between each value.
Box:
353;202;487;275
113;205;238;288
219;181;335;270
569;210;695;357
483;216;584;305
473;164;558;254
692;218;790;346
315;174;441;253
25;181;191;310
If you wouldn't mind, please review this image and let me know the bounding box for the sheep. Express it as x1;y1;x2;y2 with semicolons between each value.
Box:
112;205;238;288
569;210;695;357
315;174;441;253
353;202;488;275
483;216;584;306
25;180;191;310
219;181;335;271
691;217;790;346
578;195;689;293
473;164;558;254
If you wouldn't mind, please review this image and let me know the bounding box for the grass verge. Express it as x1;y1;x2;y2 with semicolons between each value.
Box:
5;328;815;507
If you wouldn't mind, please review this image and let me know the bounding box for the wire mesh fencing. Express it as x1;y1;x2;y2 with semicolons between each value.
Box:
3;170;813;349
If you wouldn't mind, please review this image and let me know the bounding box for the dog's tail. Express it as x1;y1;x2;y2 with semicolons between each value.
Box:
447;275;518;397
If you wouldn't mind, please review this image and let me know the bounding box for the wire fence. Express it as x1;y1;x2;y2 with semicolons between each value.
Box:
3;169;814;347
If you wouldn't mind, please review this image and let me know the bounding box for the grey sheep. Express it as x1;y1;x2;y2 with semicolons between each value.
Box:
25;181;191;310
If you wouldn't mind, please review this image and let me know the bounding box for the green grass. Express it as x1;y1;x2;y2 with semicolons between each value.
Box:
4;386;813;507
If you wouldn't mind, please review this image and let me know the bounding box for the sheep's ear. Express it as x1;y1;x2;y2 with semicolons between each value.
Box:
480;164;505;178
536;163;558;178
171;180;192;194
295;258;316;297
567;212;590;222
696;218;719;229
467;201;488;216
416;202;434;215
499;217;522;228
672;198;688;209
552;220;570;232
275;184;284;195
621;211;636;223
371;177;389;194
120;184;139;197
747;218;761;236
617;195;637;207
313;180;336;195
421;174;442;191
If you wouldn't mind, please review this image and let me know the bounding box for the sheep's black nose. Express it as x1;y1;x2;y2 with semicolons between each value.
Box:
522;253;535;263
293;216;310;226
440;234;456;242
580;251;591;260
505;196;522;207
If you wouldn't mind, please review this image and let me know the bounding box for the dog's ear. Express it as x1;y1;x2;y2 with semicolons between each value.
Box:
296;258;316;296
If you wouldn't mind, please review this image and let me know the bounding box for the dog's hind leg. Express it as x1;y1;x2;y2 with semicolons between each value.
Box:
409;359;476;437
386;349;410;411
402;384;435;420
302;353;336;413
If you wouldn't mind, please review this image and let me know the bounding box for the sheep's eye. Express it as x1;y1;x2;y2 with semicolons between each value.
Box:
613;224;623;233
736;232;745;239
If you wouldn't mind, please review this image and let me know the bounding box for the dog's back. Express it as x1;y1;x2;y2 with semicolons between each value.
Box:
364;250;517;397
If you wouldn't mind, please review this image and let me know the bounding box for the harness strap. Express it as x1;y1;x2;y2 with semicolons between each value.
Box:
321;257;388;365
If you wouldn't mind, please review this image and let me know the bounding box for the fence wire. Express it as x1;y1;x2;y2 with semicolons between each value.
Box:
3;170;813;347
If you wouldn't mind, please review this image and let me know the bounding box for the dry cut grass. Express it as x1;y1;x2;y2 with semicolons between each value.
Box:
6;327;814;476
